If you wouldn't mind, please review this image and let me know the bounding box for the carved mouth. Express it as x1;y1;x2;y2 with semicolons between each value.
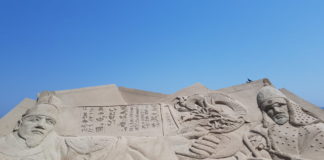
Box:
31;130;44;135
274;113;287;119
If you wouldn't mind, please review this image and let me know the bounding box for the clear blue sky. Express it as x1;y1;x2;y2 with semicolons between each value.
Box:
1;0;324;117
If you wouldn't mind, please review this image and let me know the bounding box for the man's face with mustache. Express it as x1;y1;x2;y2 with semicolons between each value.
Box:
264;102;289;125
18;115;56;147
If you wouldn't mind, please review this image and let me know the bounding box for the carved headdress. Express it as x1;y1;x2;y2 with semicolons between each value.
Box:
22;91;61;121
257;86;287;110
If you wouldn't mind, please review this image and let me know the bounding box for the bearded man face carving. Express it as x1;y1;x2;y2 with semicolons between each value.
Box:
263;101;289;125
17;104;58;148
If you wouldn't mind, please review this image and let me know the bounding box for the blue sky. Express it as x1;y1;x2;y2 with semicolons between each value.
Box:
1;0;324;117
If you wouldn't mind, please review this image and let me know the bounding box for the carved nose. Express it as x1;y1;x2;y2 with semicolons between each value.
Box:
273;106;282;113
36;119;47;129
35;125;45;130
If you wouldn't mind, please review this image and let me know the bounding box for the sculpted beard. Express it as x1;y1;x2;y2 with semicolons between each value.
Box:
273;113;288;125
23;133;47;148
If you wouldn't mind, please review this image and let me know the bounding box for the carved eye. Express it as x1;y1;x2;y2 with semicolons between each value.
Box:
273;103;287;108
279;103;287;107
264;106;272;113
46;118;56;125
24;115;41;122
271;103;280;108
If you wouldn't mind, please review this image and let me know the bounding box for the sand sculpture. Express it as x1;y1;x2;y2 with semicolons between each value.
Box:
0;78;323;160
245;85;324;160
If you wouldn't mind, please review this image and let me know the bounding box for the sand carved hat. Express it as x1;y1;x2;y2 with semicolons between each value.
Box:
257;85;287;110
23;91;61;121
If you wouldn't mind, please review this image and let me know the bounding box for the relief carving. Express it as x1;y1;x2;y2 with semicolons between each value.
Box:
0;92;177;160
245;85;324;160
1;81;323;160
173;93;246;134
172;93;251;160
79;104;162;135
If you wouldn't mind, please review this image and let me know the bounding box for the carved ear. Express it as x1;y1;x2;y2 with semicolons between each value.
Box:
13;120;21;131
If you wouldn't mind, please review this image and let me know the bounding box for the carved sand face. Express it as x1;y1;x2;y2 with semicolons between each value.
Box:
263;102;289;125
18;115;56;147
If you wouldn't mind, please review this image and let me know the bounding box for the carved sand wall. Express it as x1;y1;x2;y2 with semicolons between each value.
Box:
0;78;323;160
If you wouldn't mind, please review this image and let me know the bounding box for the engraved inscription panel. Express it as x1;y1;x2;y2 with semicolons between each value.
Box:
78;104;164;136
